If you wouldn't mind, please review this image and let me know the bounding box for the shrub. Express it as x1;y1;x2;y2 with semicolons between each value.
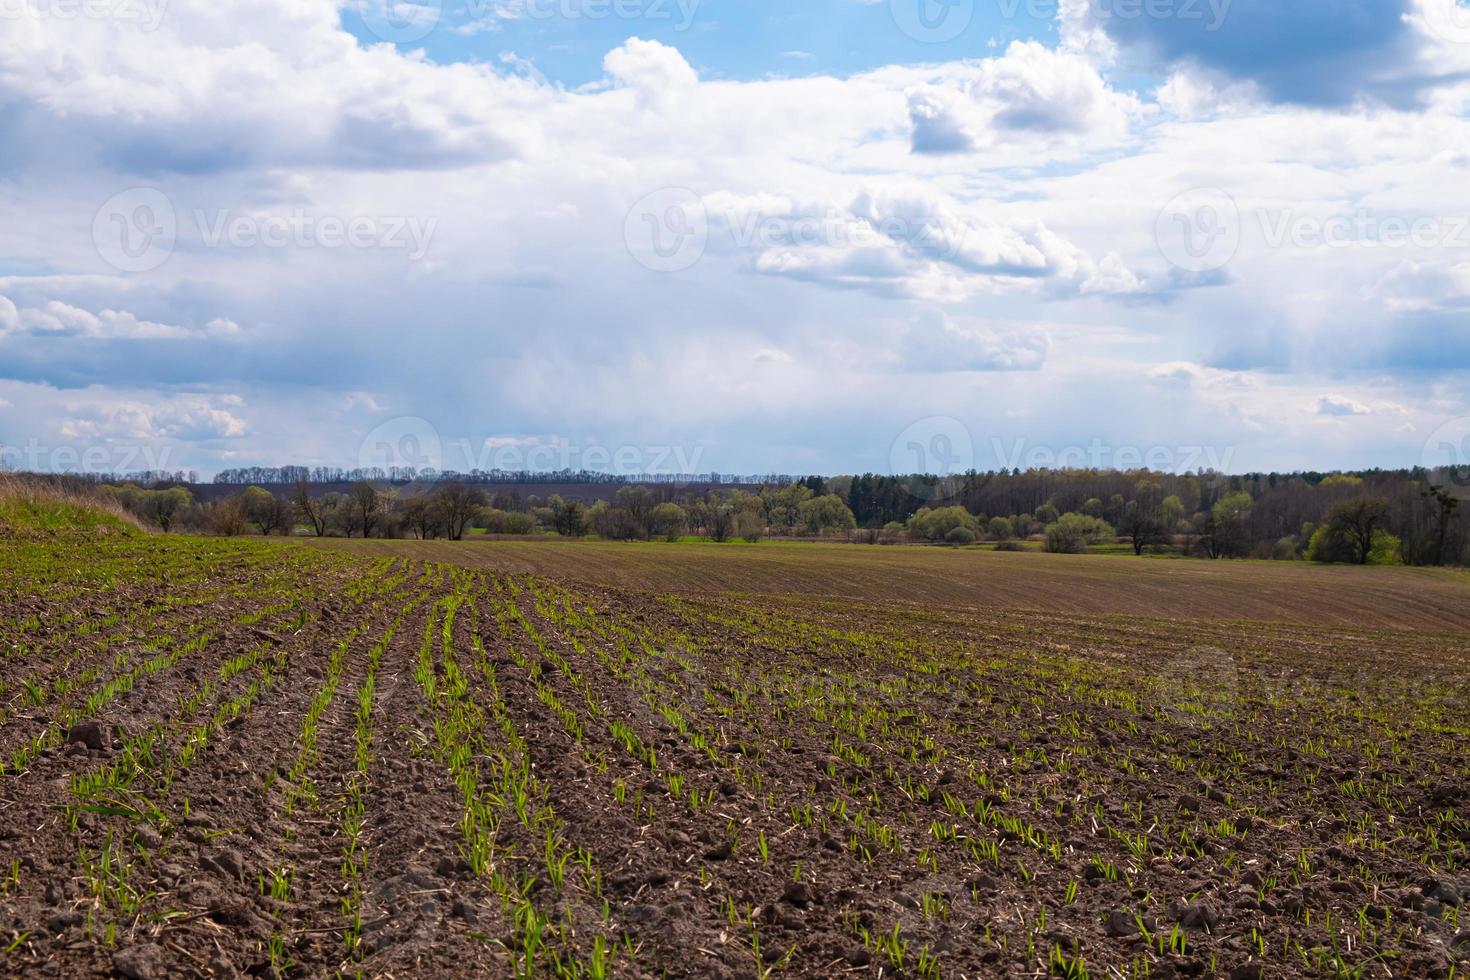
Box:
1044;513;1114;554
908;506;980;542
944;526;977;546
993;540;1024;552
1272;535;1305;560
481;509;535;535
797;494;857;535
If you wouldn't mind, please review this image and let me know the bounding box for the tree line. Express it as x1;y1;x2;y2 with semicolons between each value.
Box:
56;463;1470;566
212;466;785;486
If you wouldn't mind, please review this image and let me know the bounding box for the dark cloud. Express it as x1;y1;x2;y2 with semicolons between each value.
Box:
1093;0;1454;106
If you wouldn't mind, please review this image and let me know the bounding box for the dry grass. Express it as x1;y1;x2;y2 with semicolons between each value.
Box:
294;536;1470;632
0;474;146;537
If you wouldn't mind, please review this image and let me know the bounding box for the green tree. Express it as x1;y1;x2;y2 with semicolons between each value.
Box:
146;486;194;533
907;506;979;542
797;494;857;535
1044;513;1114;554
550;496;589;537
1311;496;1393;565
651;502;687;541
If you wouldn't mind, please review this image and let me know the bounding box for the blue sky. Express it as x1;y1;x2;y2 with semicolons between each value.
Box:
342;0;1064;85
3;0;1470;479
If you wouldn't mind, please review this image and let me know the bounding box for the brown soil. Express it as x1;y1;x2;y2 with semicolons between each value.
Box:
1;536;1467;979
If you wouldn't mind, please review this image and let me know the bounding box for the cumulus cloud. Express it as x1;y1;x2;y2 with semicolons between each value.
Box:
603;38;700;100
0;0;540;173
705;187;1145;301
0;296;241;341
59;398;247;441
907;42;1141;155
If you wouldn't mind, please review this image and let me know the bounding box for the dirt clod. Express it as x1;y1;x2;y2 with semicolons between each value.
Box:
66;721;106;751
112;943;169;980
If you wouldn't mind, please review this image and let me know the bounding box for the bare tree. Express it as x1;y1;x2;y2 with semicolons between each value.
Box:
436;483;487;541
401;496;443;540
345;481;385;538
293;478;327;537
210;497;249;537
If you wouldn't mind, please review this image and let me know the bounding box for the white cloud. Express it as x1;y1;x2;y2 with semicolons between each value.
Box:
0;0;540;172
0;295;240;340
0;0;1465;475
907;42;1142;155
602;37;699;107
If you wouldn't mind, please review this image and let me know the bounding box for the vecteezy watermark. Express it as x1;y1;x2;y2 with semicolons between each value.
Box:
891;0;1232;43
1255;210;1470;251
1157;189;1470;273
1422;0;1470;46
624;190;973;273
624;188;708;274
890;0;974;43
0;0;168;29
1150;644;1241;732
93;189;438;272
93;188;178;274
354;0;442;43
356;0;701;44
359;416;445;473
193;210;437;260
991;437;1236;473
1421;416;1470;502
991;0;1232;28
1156;188;1241;274
0;438;177;475
1079;0;1231;30
889;417;976;501
492;0;700;28
358;418;708;478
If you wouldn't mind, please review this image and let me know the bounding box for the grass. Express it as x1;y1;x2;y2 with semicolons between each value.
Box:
0;476;144;538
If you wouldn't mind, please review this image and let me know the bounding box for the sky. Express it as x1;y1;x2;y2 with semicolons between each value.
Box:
3;0;1470;480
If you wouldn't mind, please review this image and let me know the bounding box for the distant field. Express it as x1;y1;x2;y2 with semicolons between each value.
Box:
298;537;1470;631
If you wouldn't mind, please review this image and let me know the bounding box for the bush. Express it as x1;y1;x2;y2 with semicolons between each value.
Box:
797;494;857;535
481;509;535;535
1044;513;1114;554
589;503;646;541
908;506;980;542
993;539;1024;552
1272;535;1305;561
944;526;977;546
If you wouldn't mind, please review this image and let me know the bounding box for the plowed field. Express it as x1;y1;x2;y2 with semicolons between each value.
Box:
2;533;1468;979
